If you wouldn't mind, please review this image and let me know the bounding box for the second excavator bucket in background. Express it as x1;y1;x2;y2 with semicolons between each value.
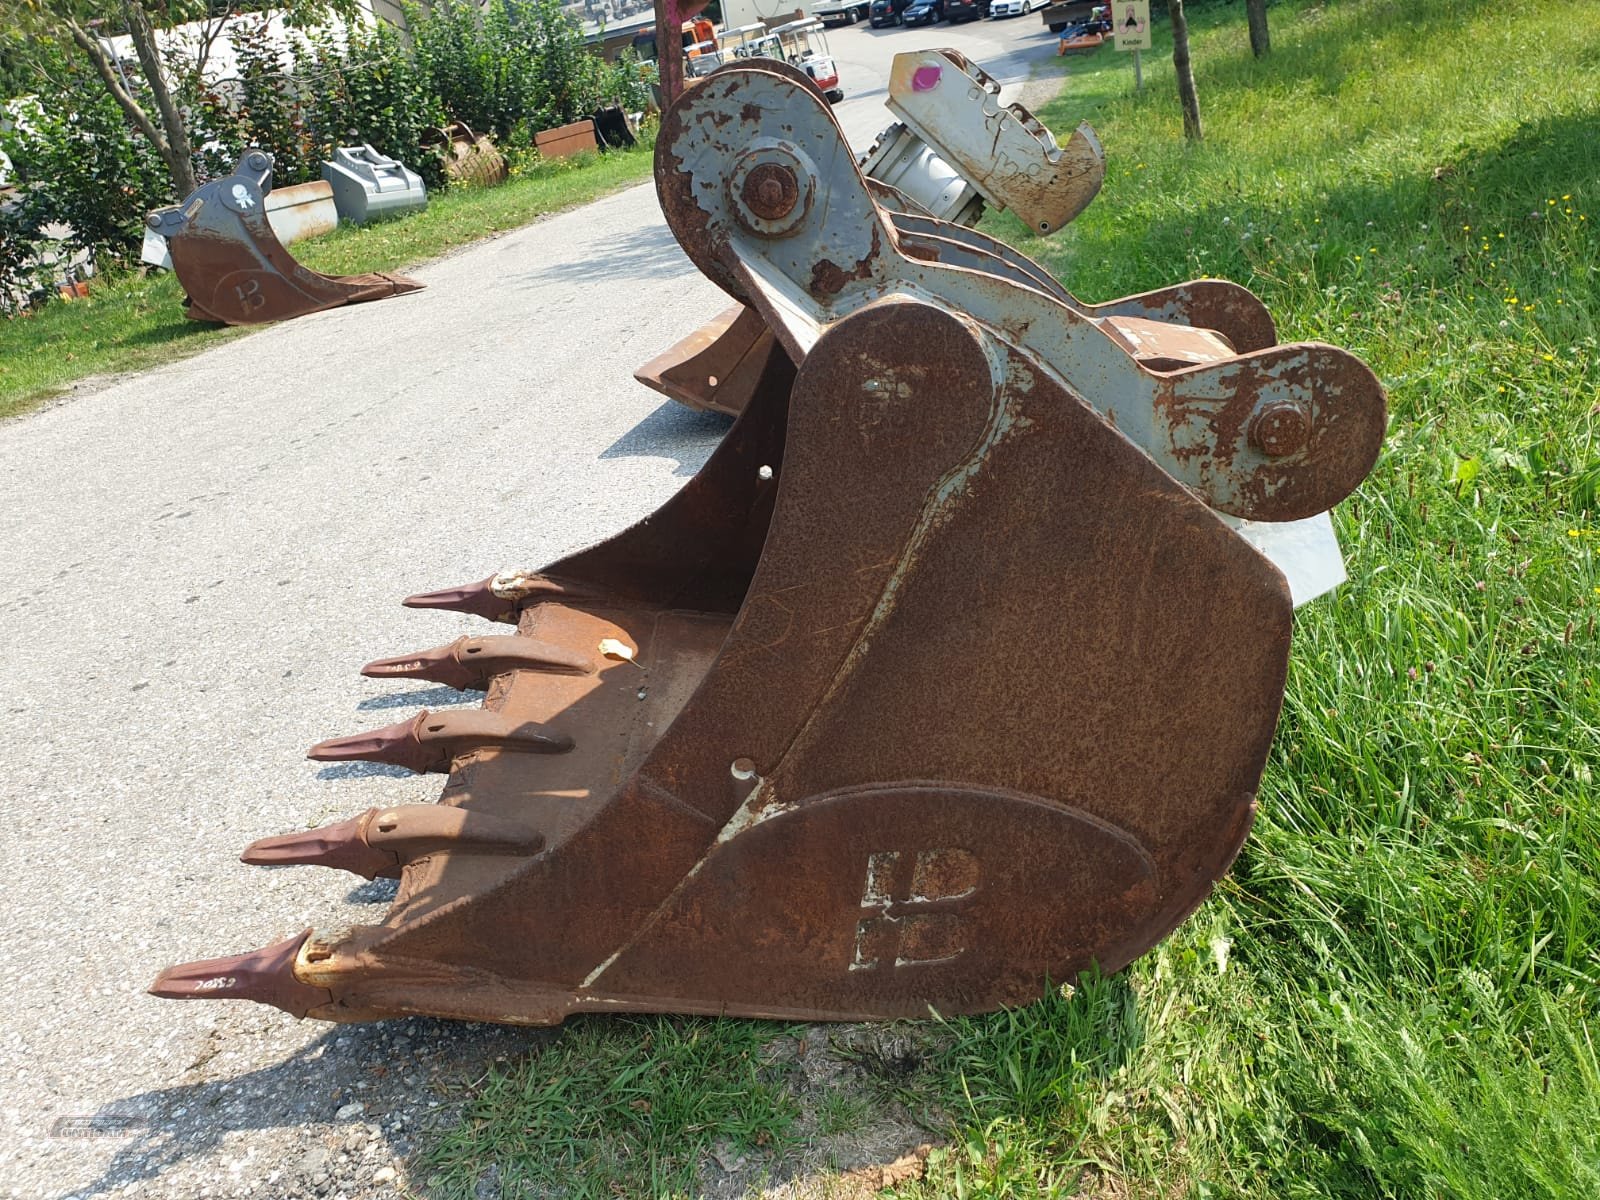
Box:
422;122;509;189
632;304;792;417
152;59;1385;1027
146;150;424;326
637;47;1276;423
880;48;1106;237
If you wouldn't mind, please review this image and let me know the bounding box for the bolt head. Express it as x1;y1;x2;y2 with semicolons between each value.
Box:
741;163;800;222
1249;401;1311;457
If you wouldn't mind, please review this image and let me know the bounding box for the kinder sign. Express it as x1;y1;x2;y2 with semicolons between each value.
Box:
1114;0;1151;50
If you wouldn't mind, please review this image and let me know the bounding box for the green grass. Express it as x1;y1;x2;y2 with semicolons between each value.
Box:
419;1016;798;1199
0;142;655;422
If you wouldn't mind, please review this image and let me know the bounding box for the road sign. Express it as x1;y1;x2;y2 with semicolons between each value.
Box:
1114;0;1151;50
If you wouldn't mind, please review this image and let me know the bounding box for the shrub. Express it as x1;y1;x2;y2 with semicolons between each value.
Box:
409;0;622;140
0;53;172;272
296;22;449;191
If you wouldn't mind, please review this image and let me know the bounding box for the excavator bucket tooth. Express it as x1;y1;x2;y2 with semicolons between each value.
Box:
155;59;1384;1027
241;806;546;878
361;635;594;692
149;931;332;1018
307;709;574;774
400;570;580;623
145;148;423;327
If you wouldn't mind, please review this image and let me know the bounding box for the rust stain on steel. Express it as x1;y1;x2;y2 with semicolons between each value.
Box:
1155;343;1386;522
262;180;338;245
1249;400;1311;457
1087;280;1278;354
742;163;800;222
808;225;882;299
152;61;1382;1029
147;150;422;326
533;120;598;160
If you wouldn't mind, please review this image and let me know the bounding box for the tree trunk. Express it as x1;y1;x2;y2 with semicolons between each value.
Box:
122;0;198;197
1246;0;1270;58
65;6;198;199
1170;0;1203;141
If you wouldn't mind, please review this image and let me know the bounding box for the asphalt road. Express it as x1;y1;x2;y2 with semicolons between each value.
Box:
0;16;1067;1199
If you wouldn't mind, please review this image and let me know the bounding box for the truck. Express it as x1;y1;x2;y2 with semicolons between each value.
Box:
812;0;868;24
1039;0;1098;31
716;0;812;30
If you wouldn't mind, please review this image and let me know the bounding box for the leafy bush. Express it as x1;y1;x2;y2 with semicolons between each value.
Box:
298;22;448;191
0;54;172;272
599;50;656;117
3;0;632;316
230;16;319;185
0;202;53;313
411;0;521;139
409;0;627;142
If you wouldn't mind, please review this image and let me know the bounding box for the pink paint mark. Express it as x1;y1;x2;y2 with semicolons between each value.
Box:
911;66;942;92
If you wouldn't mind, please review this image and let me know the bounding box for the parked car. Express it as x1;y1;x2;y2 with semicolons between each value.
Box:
946;0;990;22
990;0;1043;16
869;0;913;24
902;0;943;24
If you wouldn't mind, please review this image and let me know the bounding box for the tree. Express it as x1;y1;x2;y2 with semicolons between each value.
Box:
1;26;38;98
1246;0;1269;58
1169;0;1201;140
1;0;356;198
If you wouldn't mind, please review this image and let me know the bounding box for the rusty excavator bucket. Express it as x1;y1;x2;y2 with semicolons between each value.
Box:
146;149;423;326
152;60;1386;1026
636;47;1273;420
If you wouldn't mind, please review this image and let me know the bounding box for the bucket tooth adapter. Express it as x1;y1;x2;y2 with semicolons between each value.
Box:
638;48;1276;421
146;149;423;326
153;60;1385;1026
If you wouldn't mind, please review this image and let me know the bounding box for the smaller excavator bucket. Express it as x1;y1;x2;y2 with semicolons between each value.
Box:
634;303;790;416
422;122;509;189
883;49;1105;237
153;60;1385;1028
146;149;423;326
